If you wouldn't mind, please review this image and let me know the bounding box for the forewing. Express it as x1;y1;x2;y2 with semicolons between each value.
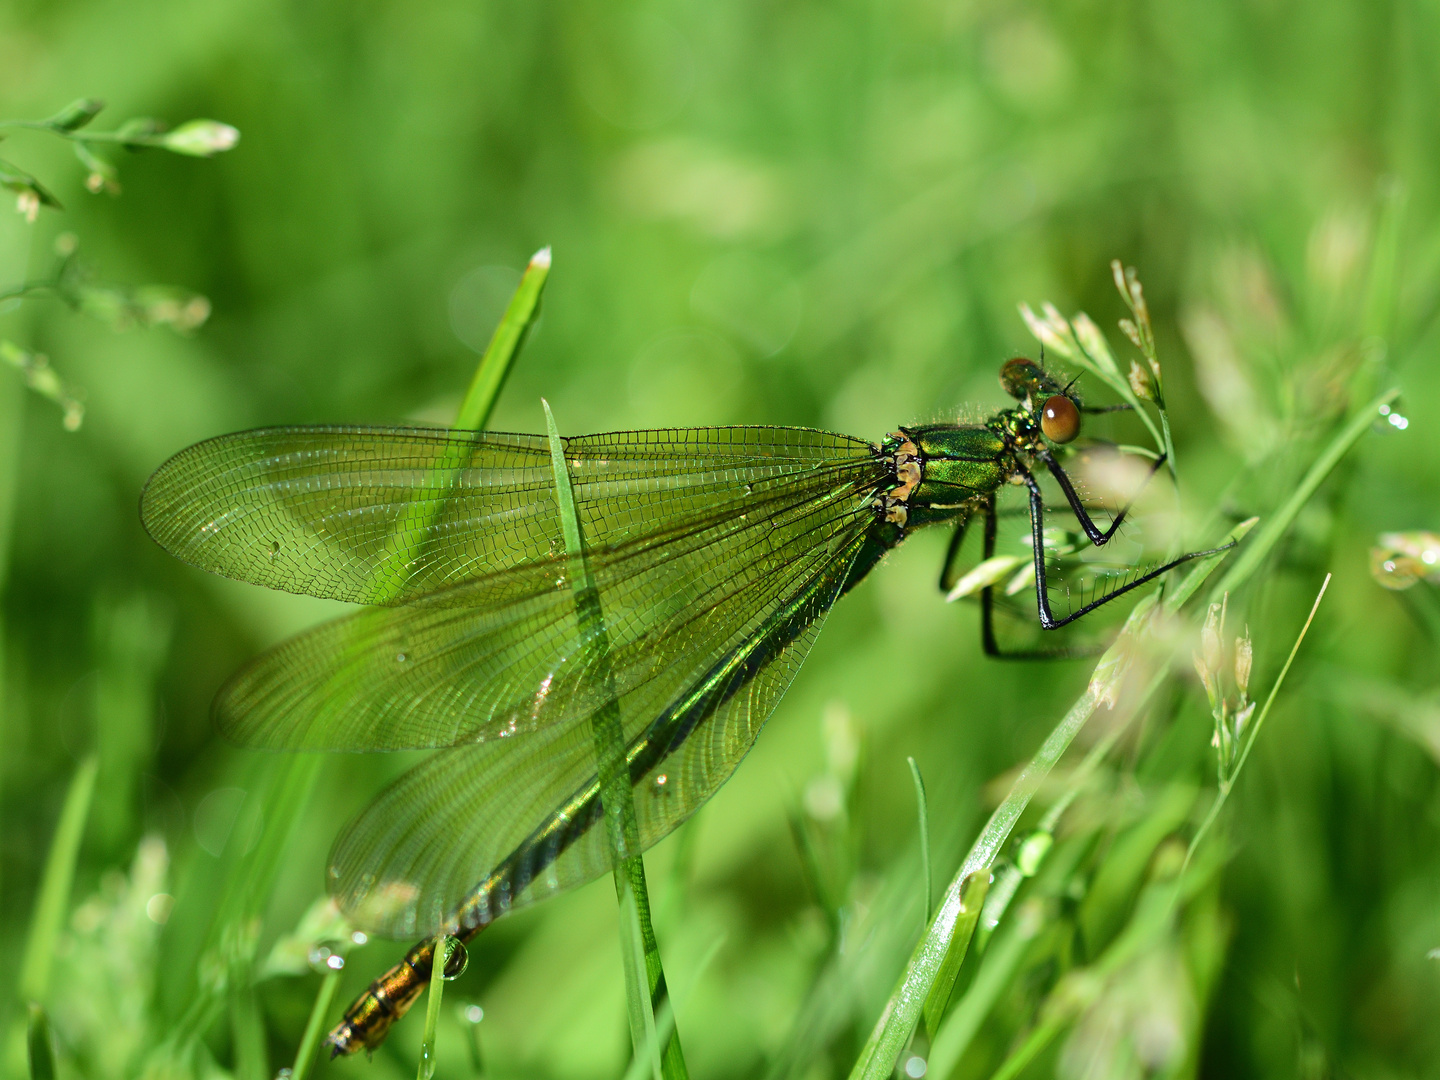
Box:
217;451;881;750
141;425;872;604
326;534;863;937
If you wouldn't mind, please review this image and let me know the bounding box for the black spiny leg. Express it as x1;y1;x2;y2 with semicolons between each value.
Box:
980;492;1096;661
1039;449;1167;546
1019;466;1233;631
939;511;974;593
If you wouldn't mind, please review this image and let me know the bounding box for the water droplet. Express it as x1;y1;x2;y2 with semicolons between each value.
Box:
308;943;342;973
396;652;408;663
351;930;369;945
904;1055;928;1078
442;939;470;980
654;774;668;787
463;1004;484;1024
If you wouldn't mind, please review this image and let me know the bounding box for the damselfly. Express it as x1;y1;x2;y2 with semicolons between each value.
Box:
140;357;1228;1054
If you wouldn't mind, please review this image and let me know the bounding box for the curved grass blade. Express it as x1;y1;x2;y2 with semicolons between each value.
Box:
455;249;549;431
375;247;550;602
19;755;97;1002
906;757;931;927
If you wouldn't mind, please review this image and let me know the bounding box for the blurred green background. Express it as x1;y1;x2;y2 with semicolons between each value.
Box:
1;1;1439;1078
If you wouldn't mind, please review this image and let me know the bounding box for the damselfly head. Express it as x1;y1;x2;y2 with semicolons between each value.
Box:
998;357;1063;402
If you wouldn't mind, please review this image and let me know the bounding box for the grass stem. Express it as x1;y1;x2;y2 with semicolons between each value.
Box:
289;969;341;1080
416;937;454;1080
18;755;97;1002
1180;573;1331;882
455;248;550;431
544;400;687;1080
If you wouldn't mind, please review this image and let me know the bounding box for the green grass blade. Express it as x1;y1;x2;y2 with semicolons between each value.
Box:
26;1004;55;1080
368;247;551;603
619;933;723;1080
1208;387;1399;601
921;868;989;1036
19;755;98;1002
454;247;550;431
288;968;341;1080
543;400;688;1080
906;757;931;927
416;936;455;1080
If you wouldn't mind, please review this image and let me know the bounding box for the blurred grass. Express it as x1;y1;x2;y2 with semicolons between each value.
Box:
1;1;1439;1078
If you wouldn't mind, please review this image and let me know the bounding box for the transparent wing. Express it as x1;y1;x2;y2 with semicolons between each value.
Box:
327;531;864;937
216;453;881;750
141;425;874;604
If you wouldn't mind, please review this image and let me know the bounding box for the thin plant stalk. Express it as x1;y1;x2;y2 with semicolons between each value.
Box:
416;937;455;1080
288;968;341;1080
544;400;687;1080
0;365;21;920
1179;573;1331;881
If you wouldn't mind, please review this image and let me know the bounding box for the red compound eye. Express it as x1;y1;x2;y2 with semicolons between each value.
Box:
1040;395;1080;443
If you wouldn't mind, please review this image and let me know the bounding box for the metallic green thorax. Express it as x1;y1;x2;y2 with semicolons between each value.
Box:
868;400;1050;539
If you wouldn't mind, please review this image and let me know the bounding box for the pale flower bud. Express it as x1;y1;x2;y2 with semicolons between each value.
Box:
1194;603;1223;708
161;120;240;157
1234;630;1252;698
1128;359;1153;401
